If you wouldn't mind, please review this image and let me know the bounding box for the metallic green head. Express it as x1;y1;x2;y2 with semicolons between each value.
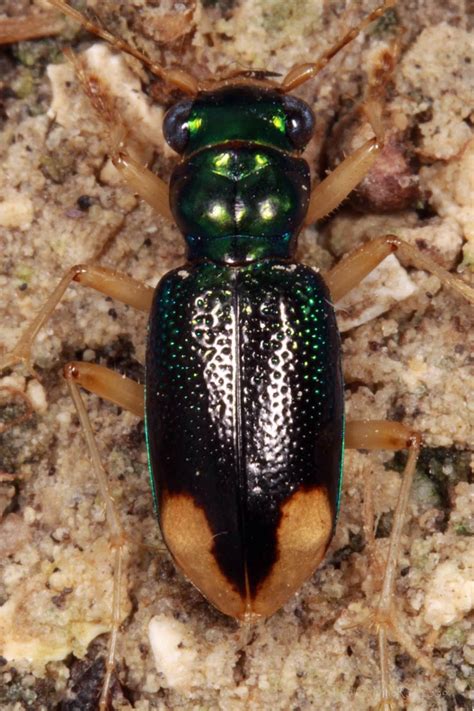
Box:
165;86;314;264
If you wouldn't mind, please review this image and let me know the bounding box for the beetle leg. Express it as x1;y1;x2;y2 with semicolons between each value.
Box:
0;264;153;376
281;1;396;92
324;235;474;304
110;143;173;222
346;418;418;451
65;367;130;711
48;0;198;94
0;12;65;44
305;137;382;223
346;420;436;706
299;3;405;223
63;363;168;708
64;361;144;417
357;29;402;145
304;74;388;223
64;49;173;222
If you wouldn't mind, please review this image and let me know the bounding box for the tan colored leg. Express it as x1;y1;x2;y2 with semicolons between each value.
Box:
304;65;392;225
48;0;198;94
0;12;65;44
111;146;173;222
64;49;173;222
281;1;396;91
63;363;163;708
346;419;419;451
65;368;128;711
0;264;154;375
62;362;163;553
346;420;434;707
324;235;474;304
64;362;144;418
304;137;381;224
300;2;401;224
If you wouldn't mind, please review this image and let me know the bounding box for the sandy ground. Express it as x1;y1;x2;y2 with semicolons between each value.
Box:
0;1;473;709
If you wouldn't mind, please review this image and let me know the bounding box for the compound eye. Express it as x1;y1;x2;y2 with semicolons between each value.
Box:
281;95;315;149
163;99;193;153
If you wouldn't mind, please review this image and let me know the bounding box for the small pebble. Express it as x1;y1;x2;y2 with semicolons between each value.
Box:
26;380;48;414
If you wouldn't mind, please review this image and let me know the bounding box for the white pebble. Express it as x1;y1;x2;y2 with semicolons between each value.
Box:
424;555;474;629
1;374;26;391
336;255;417;332
0;198;34;229
23;507;36;525
148;615;198;689
26;380;48;414
56;410;71;426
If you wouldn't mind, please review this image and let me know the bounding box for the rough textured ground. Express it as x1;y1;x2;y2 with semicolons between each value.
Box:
0;1;473;709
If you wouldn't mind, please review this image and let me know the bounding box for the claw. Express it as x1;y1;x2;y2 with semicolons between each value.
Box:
0;345;40;381
373;603;436;674
338;597;436;707
375;700;397;711
0;350;23;373
0;343;40;433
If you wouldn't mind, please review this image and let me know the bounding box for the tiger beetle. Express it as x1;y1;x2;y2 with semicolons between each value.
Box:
1;0;473;708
